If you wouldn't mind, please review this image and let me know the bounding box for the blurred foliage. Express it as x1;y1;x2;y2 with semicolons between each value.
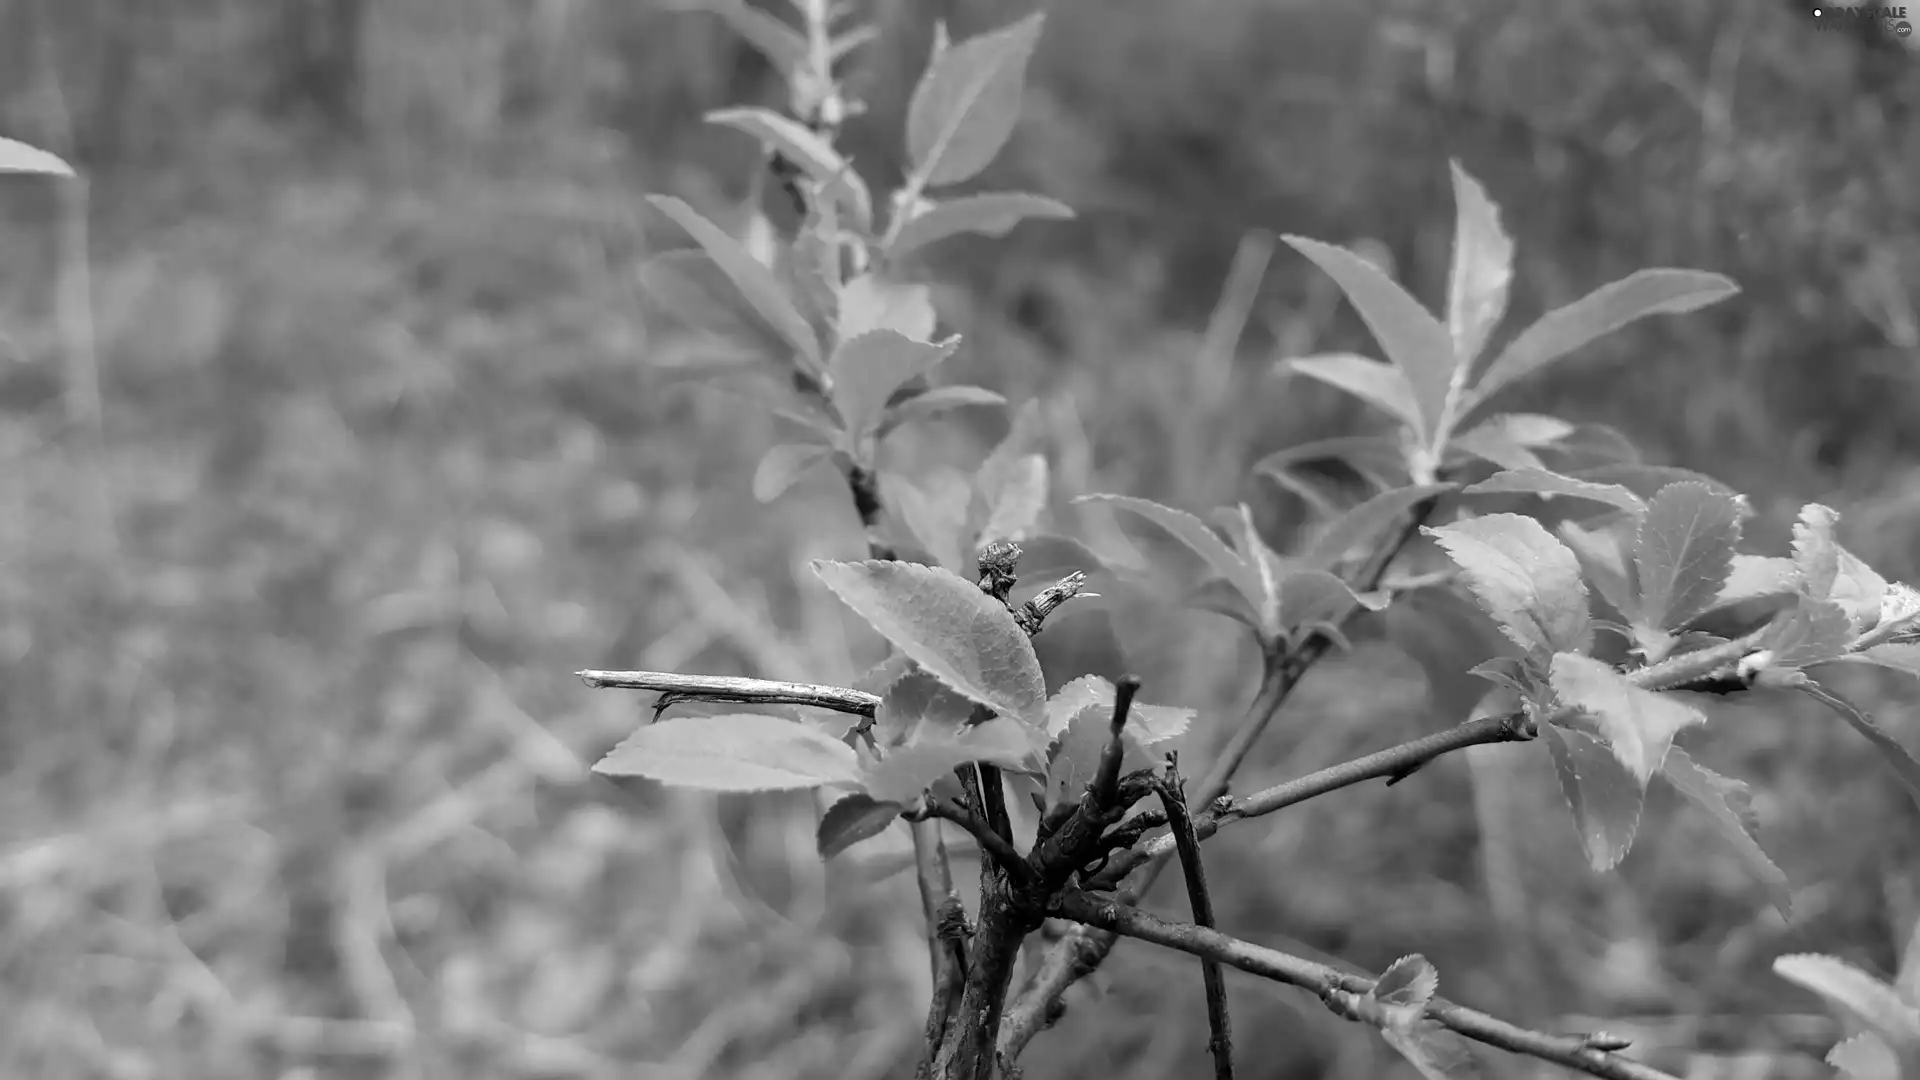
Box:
0;0;1916;1078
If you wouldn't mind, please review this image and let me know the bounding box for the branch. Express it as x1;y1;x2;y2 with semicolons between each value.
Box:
1090;676;1141;809
575;670;879;718
910;800;1037;887
1052;891;1683;1080
1156;763;1232;1080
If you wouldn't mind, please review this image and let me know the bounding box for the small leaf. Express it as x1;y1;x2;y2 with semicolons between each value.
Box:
1447;421;1550;472
889;192;1074;258
839;273;938;342
1368;956;1481;1080
1633;481;1743;640
0;136;76;176
1445;161;1514;371
1551;652;1706;784
1371;955;1440;1010
1305;483;1454;570
818;794;904;858
862;718;1042;803
593;713;863;791
753;443;835;502
1660;747;1792;919
647;195;822;368
1466;269;1740;415
1828;1034;1901;1080
1557;519;1638;619
886;468;975;576
1282;236;1456;437
879;385;1007;437
904;13;1046;188
813;559;1048;727
1760;598;1856;669
1076;494;1262;619
829;330;958;442
1542;720;1648;871
1281;353;1425;439
1426;515;1591;655
1254;434;1412;492
872;664;977;748
1044;675;1193;746
1463;468;1647;515
979;453;1049;544
1774;954;1920;1057
1715;555;1801;610
664;0;808;73
1792;505;1889;633
706;107;872;230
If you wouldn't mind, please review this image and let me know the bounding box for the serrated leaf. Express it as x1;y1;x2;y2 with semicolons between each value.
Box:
1715;555;1801;609
1761;598;1856;669
829;330;958;444
647;195;822;369
1466;269;1739;415
664;0;808;74
1660;747;1792;919
0;136;75;177
813;559;1047;727
879;385;1006;437
1372;955;1440;1009
1543;721;1648;871
1571;464;1735;503
886;468;975;576
979;454;1049;545
904;12;1045;188
1828;1033;1901;1080
1793;505;1889;633
818;794;904;858
753;442;835;502
1463;468;1647;515
1775;954;1920;1057
593;713;863;791
1557;519;1638;620
707;107;872;231
873;665;978;748
1282;237;1456;437
890;192;1074;258
1076;494;1263;619
1383;586;1519;723
1281;353;1425;439
862;718;1041;803
1043;684;1190;799
838;273;937;342
1427;515;1592;655
1255;434;1413;493
1633;482;1743;644
851;652;917;697
1446;162;1514;371
1369;955;1481;1080
1551;652;1706;783
1306;483;1454;570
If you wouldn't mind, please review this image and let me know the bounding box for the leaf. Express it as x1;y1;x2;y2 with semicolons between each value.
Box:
1542;720;1649;871
1281;353;1426;439
1774;954;1920;1057
593;713;863;791
706;107;872;231
829;330;958;442
1445;161;1514;371
1828;1034;1901;1080
1254;434;1412;493
1557;519;1638;619
1715;555;1801;609
818;794;904;858
1282;237;1456;437
1075;494;1262;619
1368;955;1482;1080
1659;747;1792;918
862;718;1042;803
1426;515;1591;655
1760;598;1856;669
886;468;975;576
1372;955;1439;1011
1463;468;1647;516
1572;464;1736;503
838;273;937;342
0;136;75;177
813;560;1047;727
1276;569;1376;646
1466;269;1740;415
664;0;808;73
872;664;978;748
879;385;1006;437
889;192;1075;258
1792;504;1889;633
647;196;822;368
1839;642;1920;677
1044;675;1193;745
904;12;1046;188
1796;683;1920;811
1551;652;1706;784
752;443;835;502
979;453;1049;544
639;251;790;362
1305;483;1454;570
1632;481;1743;643
1383;586;1519;724
1446;421;1551;472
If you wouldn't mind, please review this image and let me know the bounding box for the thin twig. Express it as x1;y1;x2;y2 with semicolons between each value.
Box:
910;801;1037;886
575;670;879;717
1155;761;1232;1080
1052;891;1683;1080
1090;676;1141;809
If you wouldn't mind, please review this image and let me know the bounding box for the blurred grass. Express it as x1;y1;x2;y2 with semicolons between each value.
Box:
0;0;1917;1078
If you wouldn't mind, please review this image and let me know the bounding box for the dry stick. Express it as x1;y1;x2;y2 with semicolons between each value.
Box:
999;500;1439;1064
574;670;880;717
1051;891;1683;1080
1155;761;1233;1080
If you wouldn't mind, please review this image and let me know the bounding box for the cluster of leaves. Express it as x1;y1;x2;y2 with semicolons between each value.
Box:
1775;930;1920;1080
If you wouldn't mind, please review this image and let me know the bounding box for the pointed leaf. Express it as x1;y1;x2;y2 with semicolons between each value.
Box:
1558;519;1638;620
890;192;1074;258
1383;586;1518;724
1044;675;1192;746
1426;514;1592;655
639;251;790;362
1660;747;1792;918
1551;652;1706;783
818;794;904;858
1715;555;1801;610
1633;481;1743;639
979;454;1049;545
1446;161;1514;370
1467;269;1740;414
904;13;1046;187
1572;464;1735;503
1761;598;1856;669
647;195;821;368
0;136;75;177
1255;434;1412;492
829;330;958;442
1774;954;1920;1055
1076;494;1262;616
1447;424;1548;472
664;0;808;74
1463;468;1647;515
1282;236;1455;436
872;664;978;748
886;468;974;575
839;273;937;342
879;385;1006;437
1282;353;1425;438
1793;505;1889;633
1306;483;1454;570
1543;721;1648;871
593;713;863;791
812;559;1047;727
753;442;835;502
706;107;872;230
1828;1034;1901;1080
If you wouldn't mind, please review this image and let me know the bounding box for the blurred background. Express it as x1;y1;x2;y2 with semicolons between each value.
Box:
1;0;1918;1077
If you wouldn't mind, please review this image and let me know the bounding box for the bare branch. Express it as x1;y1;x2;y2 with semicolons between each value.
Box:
1155;762;1232;1080
910;801;1037;886
576;670;878;717
1052;891;1684;1080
